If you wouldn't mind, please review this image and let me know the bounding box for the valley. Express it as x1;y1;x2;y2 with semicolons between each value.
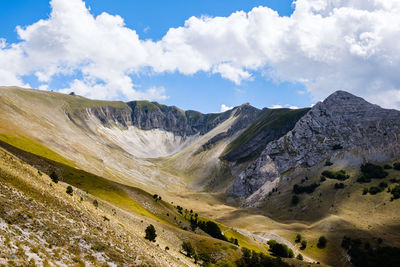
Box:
1;86;400;266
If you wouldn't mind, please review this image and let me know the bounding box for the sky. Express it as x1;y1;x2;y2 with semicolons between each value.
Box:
1;0;400;113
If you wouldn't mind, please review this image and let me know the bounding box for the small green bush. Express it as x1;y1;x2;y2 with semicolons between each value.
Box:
50;171;59;183
317;236;327;248
300;240;307;250
145;224;157;242
322;170;349;180
66;186;73;195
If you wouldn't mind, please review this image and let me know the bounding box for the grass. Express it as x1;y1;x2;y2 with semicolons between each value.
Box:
0;133;74;167
0;138;168;224
131;100;160;112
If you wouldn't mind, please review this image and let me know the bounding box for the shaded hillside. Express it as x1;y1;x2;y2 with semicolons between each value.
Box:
221;108;310;162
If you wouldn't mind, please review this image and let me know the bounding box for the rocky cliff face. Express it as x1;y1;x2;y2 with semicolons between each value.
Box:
230;91;400;201
73;100;261;138
221;108;310;162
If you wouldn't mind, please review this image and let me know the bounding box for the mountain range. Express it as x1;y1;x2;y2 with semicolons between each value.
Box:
1;86;400;266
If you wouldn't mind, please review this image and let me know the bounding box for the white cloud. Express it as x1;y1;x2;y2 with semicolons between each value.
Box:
0;0;400;108
220;104;233;112
269;104;284;109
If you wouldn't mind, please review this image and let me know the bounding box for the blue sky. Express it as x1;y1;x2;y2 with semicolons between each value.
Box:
1;0;399;112
0;0;312;113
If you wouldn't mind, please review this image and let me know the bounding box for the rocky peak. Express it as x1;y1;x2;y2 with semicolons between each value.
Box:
230;90;400;202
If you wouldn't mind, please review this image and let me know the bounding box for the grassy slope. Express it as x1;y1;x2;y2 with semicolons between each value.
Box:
0;133;74;167
222;108;310;159
0;135;290;265
0;147;173;266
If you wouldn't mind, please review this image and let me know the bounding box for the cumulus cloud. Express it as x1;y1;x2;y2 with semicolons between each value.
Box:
220;104;234;112
0;0;400;107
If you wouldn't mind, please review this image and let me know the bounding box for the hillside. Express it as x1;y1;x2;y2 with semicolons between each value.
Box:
1;86;400;266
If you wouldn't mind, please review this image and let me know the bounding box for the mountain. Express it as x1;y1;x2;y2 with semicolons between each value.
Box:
230;91;400;205
2;86;400;266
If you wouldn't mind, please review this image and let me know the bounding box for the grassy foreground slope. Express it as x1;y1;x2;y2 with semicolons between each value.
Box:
1;135;298;266
0;147;178;266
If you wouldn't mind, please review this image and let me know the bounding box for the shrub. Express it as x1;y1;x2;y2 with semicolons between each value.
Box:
145;224;157;242
317;236;327;248
291;195;300;206
360;163;388;179
300;240;307;250
322;170;349;180
93;199;98;208
384;164;393;169
296;254;303;260
293;183;320;194
363;188;369;195
369;186;383;195
325;161;333;166
295;234;302;243
267;240;294;258
390;185;400;200
394;162;400;170
50;171;59;183
182;241;195;257
320;176;326;182
66;186;73;195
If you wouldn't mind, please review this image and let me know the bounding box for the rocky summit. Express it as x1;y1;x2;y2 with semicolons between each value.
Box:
230;91;400;204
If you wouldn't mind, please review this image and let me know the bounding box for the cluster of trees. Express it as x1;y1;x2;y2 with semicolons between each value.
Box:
293;182;320;194
388;185;400;200
197;220;226;241
267;240;294;258
236;248;290;267
295;234;307;250
357;163;388;183
176;205;239;245
322;170;349;180
181;241;217;265
341;236;400;267
363;182;388;195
